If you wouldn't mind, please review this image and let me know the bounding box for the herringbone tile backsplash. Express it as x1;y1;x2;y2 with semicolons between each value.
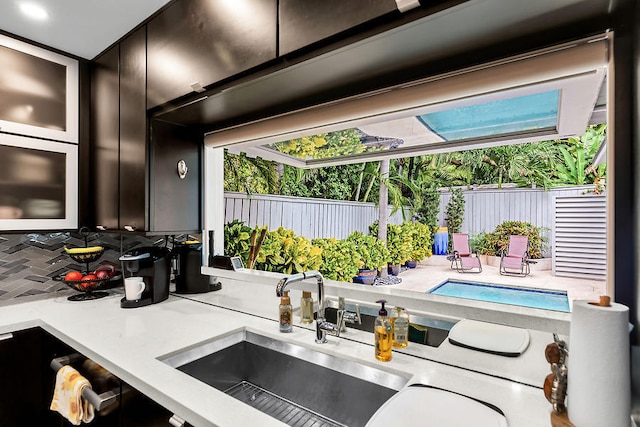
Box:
0;231;167;301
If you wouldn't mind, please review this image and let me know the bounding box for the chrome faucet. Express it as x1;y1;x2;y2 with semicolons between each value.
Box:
276;271;359;343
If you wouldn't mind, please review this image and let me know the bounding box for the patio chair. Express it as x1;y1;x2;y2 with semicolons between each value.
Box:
500;235;531;277
448;233;482;273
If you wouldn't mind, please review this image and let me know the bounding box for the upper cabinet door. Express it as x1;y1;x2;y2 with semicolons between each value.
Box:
0;34;79;143
278;0;399;55
146;0;277;109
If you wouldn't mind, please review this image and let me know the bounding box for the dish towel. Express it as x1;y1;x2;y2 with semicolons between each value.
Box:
50;365;95;425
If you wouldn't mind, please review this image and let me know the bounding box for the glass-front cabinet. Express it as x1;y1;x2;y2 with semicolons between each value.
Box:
0;34;79;231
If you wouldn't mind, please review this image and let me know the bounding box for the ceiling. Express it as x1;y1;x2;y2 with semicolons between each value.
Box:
0;0;171;59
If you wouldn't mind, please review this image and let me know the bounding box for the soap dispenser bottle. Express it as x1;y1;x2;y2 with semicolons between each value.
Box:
300;291;314;324
279;291;293;333
374;299;393;362
391;306;409;348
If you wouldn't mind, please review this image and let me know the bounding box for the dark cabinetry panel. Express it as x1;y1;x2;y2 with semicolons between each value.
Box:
147;0;277;108
279;0;399;55
119;27;148;231
149;119;202;233
91;45;120;230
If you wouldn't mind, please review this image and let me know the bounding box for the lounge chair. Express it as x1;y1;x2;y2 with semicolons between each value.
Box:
448;233;482;273
500;235;531;276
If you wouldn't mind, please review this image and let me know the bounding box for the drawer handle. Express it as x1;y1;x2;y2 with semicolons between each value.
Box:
169;414;186;427
0;333;13;342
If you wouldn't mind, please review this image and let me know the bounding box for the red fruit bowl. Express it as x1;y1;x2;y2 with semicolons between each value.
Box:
61;276;110;301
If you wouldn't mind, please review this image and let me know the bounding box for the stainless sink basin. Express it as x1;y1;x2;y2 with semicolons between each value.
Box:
160;329;410;427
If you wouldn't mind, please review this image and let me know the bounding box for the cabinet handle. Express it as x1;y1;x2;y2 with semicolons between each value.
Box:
169;414;186;427
395;0;420;12
0;333;13;342
96;225;107;231
124;225;135;232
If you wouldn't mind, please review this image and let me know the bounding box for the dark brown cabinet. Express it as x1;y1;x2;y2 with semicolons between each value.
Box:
146;0;277;108
91;26;203;234
278;0;399;55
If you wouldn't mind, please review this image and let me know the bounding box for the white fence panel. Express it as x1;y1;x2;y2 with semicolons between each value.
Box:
224;192;406;239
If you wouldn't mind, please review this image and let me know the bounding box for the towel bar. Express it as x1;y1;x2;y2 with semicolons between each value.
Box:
50;353;121;412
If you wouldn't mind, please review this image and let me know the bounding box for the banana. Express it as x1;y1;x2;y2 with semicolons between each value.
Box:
64;245;104;255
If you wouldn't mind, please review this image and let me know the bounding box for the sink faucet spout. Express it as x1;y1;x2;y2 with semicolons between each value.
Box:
275;271;335;344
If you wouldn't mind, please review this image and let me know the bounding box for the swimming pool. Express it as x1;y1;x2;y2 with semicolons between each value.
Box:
428;279;570;312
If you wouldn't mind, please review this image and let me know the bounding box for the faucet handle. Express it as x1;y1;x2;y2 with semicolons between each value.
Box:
343;305;361;325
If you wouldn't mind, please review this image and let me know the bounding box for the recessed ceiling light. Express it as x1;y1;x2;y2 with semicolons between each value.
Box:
18;2;49;21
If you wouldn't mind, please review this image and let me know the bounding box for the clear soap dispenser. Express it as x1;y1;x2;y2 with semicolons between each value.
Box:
391;306;409;348
300;291;314;324
374;299;393;362
279;291;293;333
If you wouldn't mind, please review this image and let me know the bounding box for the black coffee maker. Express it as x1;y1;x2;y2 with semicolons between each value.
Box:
119;246;171;308
172;241;221;293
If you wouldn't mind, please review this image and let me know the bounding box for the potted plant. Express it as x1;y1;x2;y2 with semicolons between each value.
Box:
386;224;412;275
223;220;254;266
404;221;432;267
346;231;389;280
312;238;360;283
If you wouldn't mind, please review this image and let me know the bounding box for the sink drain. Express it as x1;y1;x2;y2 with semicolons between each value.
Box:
225;381;346;427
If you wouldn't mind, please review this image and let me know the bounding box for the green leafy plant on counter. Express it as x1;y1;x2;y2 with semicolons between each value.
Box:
405;221;433;262
253;227;323;274
223;220;254;266
346;231;390;272
312;238;360;282
484;221;548;259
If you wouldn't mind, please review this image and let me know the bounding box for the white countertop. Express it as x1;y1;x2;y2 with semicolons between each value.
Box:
0;277;556;427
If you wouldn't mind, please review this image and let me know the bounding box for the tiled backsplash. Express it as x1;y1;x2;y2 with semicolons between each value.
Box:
0;231;165;301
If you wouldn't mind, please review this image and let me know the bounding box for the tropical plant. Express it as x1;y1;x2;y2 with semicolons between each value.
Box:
223;220;254;266
469;231;491;255
445;188;465;250
312;238;360;282
404;221;433;261
554;124;607;186
413;188;441;245
346;231;389;271
253;227;323;274
484;221;548;259
223;151;279;194
383;223;412;266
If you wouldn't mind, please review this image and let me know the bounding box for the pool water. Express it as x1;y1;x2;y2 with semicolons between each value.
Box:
428;280;570;312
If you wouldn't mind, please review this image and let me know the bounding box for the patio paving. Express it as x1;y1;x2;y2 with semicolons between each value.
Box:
391;255;607;308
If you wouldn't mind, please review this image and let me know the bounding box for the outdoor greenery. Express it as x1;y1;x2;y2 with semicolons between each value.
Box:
223;219;254;266
405;221;433;262
312;238;360;282
444;189;465;251
480;221;548;259
346;231;390;272
252;227;323;274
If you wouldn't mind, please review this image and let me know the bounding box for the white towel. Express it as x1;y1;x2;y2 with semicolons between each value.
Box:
50;365;95;425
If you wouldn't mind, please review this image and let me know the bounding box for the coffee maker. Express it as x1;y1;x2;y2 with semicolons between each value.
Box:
172;241;221;294
119;246;171;308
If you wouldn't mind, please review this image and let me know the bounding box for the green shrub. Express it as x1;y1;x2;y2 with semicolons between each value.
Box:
253;227;323;274
414;189;440;246
386;223;412;265
405;221;433;261
485;221;548;259
313;238;360;282
346;231;390;271
223;220;254;266
445;189;465;251
469;231;492;255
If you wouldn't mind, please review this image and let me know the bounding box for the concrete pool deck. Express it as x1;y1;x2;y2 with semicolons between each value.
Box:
391;255;606;308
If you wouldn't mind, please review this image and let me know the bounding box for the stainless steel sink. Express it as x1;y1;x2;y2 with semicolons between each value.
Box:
160;329;410;427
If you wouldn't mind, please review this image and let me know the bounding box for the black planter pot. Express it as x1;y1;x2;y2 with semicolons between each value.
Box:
405;260;418;269
388;264;401;276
